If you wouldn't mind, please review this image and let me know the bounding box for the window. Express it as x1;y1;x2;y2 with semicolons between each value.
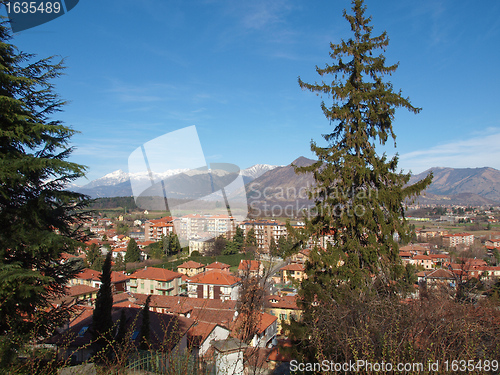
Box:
77;326;89;337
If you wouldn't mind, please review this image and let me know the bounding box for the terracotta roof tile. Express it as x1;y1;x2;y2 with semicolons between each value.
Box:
187;270;240;286
129;267;183;282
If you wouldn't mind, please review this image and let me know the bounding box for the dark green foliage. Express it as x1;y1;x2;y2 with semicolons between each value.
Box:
0;19;89;365
296;0;432;298
85;243;101;268
268;236;278;257
88;197;138;210
222;240;239;255
233;226;245;249
125;238;141;263
289;0;432;362
92;252;113;355
139;295;151;350
244;228;257;248
115;308;127;347
277;235;296;259
114;252;125;271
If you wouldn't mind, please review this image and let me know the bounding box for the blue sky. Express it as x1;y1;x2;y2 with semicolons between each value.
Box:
4;0;500;184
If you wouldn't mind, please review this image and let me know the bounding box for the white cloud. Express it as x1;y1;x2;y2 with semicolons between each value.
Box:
399;130;500;174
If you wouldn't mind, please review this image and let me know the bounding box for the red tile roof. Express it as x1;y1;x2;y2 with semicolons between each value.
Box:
129;267;183;282
187;270;240;286
74;268;101;281
65;284;98;297
265;295;300;310
205;261;230;270
178;260;205;269
238;260;260;271
281;263;305;271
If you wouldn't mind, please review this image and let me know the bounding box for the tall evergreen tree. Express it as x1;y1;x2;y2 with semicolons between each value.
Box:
244;228;257;249
290;0;432;361
92;252;113;356
125;238;141;263
0;18;89;364
296;0;432;297
139;295;151;351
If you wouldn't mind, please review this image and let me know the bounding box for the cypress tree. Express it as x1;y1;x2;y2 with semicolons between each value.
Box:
139;295;151;351
92;252;114;355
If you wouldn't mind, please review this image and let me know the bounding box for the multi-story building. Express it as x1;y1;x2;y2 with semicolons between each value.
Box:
178;214;208;240
442;233;474;248
144;216;175;241
128;266;183;296
207;214;236;239
186;270;241;301
240;219;287;253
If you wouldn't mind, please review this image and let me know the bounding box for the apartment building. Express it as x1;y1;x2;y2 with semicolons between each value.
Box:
144;216;175;241
128;266;183;296
240;219;287;253
442;233;474;248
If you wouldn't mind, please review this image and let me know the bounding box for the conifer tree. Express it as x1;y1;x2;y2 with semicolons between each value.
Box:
139;295;151;350
296;0;432;299
290;0;432;360
0;18;89;364
92;252;113;356
244;228;257;249
125;238;141;263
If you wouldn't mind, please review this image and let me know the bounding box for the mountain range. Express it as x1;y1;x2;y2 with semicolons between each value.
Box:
68;158;500;207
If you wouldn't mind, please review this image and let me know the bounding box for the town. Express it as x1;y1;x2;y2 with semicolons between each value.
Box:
46;201;500;373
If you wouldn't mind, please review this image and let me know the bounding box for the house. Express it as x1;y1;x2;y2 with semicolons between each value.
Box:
186;270;241;301
399;251;414;264
399;243;427;256
188;237;214;256
128;266;183;296
187;321;230;358
290;248;310;264
280;263;307;284
412;255;433;270
264;295;302;333
238;260;263;277
49;307;195;364
69;268;102;288
429;253;451;266
69;269;130;293
131;294;238;330
64;285;99;303
177;260;205;277
417;269;456;288
211;338;248;375
205;261;231;273
231;312;278;348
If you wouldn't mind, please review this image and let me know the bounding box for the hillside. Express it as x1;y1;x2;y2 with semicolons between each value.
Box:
409;167;500;203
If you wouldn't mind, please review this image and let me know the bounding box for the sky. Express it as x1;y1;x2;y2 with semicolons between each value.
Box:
3;0;500;185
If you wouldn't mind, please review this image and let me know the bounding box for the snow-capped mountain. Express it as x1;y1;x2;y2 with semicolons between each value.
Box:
68;163;280;198
240;164;280;180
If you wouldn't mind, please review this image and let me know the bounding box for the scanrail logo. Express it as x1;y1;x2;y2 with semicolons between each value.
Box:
3;0;79;33
128;125;248;247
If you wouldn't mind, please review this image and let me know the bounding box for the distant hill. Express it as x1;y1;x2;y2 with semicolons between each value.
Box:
409;167;500;204
69;161;500;208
